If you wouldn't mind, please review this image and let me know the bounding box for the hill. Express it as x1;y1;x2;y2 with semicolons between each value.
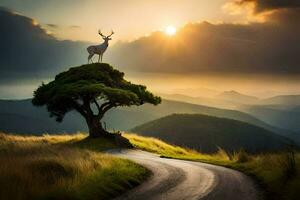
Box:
159;93;239;109
118;99;286;135
0;99;87;133
238;105;300;146
216;90;259;104
0;99;289;139
132;114;292;153
259;95;300;105
240;105;300;133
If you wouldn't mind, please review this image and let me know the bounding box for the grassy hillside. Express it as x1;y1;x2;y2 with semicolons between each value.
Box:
125;133;300;200
0;133;149;200
132;114;292;153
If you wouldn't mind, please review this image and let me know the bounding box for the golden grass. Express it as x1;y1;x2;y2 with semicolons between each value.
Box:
1;132;299;200
0;132;149;200
124;133;232;164
0;132;86;144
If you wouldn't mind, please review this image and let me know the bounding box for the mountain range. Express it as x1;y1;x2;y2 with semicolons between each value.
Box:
1;94;300;145
132;114;292;153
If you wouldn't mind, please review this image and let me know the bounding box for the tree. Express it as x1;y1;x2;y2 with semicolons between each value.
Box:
32;63;161;138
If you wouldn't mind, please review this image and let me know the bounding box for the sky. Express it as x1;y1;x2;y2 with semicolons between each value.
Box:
0;0;300;99
0;0;231;42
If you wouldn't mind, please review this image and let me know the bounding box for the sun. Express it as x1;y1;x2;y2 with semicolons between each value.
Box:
165;25;177;36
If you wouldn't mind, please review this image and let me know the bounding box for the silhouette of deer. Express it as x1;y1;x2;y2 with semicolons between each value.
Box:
87;30;114;63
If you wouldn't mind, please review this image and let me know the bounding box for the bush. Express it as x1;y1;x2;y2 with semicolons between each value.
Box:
280;147;296;179
232;149;250;163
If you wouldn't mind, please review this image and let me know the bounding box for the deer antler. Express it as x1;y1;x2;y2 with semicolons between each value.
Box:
108;30;114;37
98;29;105;37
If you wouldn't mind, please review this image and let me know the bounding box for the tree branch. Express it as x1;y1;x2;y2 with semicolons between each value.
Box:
97;103;115;119
93;99;101;115
100;101;111;111
102;104;115;114
83;97;95;116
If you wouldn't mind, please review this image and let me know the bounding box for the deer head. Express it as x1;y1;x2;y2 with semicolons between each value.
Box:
98;30;114;42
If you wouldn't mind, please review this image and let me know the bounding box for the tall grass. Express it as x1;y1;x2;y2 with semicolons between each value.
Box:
0;133;149;200
1;132;298;200
124;133;232;164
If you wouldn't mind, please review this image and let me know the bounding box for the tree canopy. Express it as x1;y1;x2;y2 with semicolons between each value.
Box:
32;63;161;137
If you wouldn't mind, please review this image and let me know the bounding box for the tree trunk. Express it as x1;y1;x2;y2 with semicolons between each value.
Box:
86;117;109;138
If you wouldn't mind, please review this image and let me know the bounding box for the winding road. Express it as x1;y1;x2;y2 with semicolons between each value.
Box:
109;149;262;200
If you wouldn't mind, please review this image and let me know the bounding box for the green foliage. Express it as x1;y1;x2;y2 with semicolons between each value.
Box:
231;149;250;163
32;63;161;122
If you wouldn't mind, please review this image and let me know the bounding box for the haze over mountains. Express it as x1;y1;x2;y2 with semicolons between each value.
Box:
161;91;300;109
161;90;261;109
1;91;300;146
0;98;271;133
161;91;300;132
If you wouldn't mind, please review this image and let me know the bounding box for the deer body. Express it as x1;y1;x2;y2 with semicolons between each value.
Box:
87;30;114;63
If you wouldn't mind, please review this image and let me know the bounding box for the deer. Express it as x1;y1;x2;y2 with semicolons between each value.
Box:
87;30;114;63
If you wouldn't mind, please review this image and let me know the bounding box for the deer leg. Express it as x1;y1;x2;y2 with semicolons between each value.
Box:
88;54;94;64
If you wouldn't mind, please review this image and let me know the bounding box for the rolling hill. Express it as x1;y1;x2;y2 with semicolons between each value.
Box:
159;93;239;109
240;104;300;133
132;114;292;153
0;99;292;140
216;90;259;104
259;95;300;105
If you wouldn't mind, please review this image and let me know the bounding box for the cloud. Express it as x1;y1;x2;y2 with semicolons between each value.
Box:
0;7;89;83
224;0;300;19
1;4;299;87
107;10;300;76
46;23;59;28
233;0;300;14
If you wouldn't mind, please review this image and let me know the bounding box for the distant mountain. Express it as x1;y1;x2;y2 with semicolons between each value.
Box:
0;99;291;140
216;90;259;104
259;95;300;105
132;114;292;153
117;99;283;133
0;99;87;134
159;93;239;109
0;113;50;134
169;87;219;98
240;104;300;133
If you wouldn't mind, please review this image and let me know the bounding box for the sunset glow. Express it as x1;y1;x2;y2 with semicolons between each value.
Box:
1;0;300;99
165;26;177;36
